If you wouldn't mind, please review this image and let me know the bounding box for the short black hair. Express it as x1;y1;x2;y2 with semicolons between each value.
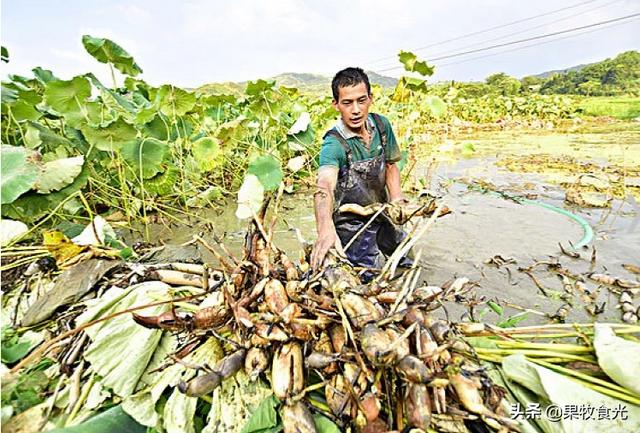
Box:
331;67;371;101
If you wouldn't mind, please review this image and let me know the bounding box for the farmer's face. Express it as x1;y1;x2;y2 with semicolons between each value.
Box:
333;82;372;131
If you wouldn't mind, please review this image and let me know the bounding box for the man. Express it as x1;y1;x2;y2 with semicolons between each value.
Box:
310;67;410;275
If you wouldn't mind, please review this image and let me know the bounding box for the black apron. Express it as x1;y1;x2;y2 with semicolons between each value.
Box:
324;114;406;272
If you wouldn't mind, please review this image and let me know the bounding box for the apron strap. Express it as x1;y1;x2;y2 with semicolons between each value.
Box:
323;129;354;166
370;113;387;150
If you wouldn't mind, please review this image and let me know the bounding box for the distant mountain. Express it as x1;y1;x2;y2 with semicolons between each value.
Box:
533;63;593;79
271;71;398;90
197;71;398;95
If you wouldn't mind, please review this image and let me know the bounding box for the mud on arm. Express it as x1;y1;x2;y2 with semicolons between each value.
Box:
311;166;342;268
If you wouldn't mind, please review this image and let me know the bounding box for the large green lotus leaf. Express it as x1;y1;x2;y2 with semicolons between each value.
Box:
24;122;73;150
216;116;248;146
121;138;169;179
17;88;41;105
1;165;89;222
154;85;196;117
1;84;18;103
43;76;92;127
123;336;221;428
82;35;142;77
144;165;179;196
35;155;84;193
135;105;157;125
77;282;171;397
1;145;39;204
593;324;640;395
10;100;41;122
47;405;145;433
236;174;264;219
192;137;223;172
424;95;447;118
503;354;640;433
247;155;283;191
85;73;137;121
245;79;275;96
81;118;138;151
32;67;56;83
287;125;315;151
398;51;434;77
140;114;169;140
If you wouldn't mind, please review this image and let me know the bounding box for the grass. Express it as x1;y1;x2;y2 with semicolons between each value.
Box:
578;96;640;120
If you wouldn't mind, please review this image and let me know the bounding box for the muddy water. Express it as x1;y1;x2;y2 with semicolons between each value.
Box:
134;126;640;325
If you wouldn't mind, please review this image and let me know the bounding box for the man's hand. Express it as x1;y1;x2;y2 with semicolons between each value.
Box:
311;229;345;269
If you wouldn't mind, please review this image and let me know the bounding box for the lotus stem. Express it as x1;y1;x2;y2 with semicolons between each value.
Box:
494;341;593;353
474;348;596;363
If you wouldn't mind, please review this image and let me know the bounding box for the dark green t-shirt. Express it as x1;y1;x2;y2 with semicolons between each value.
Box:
319;113;401;169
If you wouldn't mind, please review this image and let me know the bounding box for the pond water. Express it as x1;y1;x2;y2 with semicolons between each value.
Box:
129;125;640;325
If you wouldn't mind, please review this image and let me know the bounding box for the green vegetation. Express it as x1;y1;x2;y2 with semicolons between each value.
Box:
1;38;637;233
578;96;640;120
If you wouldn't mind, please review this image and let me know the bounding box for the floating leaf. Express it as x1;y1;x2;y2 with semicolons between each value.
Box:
35;155;84;193
247;155;283;191
81;118;138;151
82;35;143;77
1;145;39;204
236;174;264;220
192;137;223;172
398;51;434;76
121;138;169;179
155;85;196;117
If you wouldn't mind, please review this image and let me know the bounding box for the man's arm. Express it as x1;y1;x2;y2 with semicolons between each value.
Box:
385;162;405;203
310;166;343;269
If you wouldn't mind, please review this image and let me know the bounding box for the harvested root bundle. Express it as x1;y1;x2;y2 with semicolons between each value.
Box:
127;203;514;433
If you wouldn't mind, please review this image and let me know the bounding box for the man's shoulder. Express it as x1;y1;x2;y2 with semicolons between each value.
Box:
370;113;393;128
321;128;343;146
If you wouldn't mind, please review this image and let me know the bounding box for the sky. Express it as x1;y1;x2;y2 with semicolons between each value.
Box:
1;0;639;88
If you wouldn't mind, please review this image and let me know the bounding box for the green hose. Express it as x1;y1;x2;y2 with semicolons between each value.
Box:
520;198;594;250
464;183;594;249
